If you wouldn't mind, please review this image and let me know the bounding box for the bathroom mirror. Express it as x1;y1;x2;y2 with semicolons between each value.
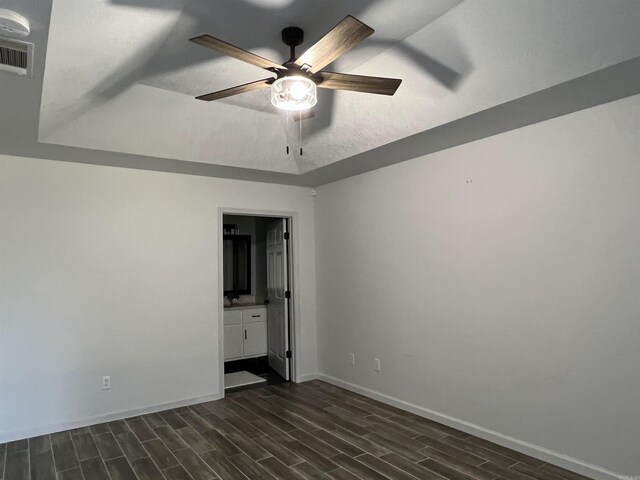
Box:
223;235;251;295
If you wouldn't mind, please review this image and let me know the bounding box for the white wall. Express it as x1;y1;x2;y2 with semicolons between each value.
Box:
0;155;317;441
315;94;640;478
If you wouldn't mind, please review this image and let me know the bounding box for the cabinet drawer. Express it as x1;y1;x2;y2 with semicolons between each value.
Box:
242;307;266;323
224;310;242;326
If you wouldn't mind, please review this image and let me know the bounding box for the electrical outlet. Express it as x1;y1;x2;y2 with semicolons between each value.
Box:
374;358;381;372
102;376;111;390
349;353;355;366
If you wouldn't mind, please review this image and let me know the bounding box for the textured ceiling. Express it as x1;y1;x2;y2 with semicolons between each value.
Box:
1;0;640;184
36;0;640;176
38;0;462;174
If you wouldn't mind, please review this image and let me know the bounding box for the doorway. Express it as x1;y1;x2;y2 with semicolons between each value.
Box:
219;211;295;394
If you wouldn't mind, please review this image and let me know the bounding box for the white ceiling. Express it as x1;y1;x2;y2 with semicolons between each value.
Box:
2;0;640;183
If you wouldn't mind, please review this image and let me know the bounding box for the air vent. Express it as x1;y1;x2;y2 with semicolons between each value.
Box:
0;37;33;76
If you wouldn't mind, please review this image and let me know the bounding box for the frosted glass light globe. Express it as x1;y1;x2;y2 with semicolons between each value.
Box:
271;76;317;111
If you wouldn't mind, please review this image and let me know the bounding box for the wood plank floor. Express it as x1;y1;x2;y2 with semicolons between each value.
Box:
0;380;593;480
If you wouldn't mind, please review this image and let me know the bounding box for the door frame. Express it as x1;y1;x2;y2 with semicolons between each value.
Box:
217;207;300;399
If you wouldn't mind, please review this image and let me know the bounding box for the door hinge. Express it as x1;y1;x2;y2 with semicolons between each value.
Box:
285;290;291;299
286;350;292;359
283;231;290;240
264;299;270;305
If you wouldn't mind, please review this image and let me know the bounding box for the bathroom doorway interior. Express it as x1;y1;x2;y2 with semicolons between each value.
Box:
221;213;294;393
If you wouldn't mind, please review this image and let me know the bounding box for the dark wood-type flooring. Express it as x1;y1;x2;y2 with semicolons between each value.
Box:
0;380;592;480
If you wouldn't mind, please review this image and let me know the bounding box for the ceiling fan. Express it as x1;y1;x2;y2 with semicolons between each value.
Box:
189;15;402;112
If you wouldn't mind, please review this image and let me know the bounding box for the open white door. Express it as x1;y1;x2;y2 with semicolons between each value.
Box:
266;219;290;380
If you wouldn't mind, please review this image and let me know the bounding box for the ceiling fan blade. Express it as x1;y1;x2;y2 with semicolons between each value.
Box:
295;16;374;74
196;78;273;101
315;71;402;95
190;35;285;71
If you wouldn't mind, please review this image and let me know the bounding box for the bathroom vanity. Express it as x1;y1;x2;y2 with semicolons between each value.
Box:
223;304;267;361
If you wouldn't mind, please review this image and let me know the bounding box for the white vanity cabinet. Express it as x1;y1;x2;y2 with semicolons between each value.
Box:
223;306;267;361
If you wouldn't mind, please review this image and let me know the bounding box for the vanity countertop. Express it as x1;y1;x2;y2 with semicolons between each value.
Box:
224;303;267;310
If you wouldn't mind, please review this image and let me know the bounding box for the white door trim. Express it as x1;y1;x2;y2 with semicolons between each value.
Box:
217;208;300;399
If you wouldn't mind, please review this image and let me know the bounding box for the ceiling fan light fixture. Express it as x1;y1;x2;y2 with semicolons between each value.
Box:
271;76;317;111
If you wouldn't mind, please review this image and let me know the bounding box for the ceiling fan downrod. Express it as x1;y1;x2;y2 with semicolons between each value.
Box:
281;27;304;63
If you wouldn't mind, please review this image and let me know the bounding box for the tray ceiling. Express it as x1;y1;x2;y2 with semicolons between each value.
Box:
1;0;639;184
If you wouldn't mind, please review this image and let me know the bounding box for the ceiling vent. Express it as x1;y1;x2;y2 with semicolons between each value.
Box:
0;36;33;76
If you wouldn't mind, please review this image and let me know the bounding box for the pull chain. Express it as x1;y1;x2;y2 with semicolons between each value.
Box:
299;109;303;156
284;109;304;156
285;110;290;155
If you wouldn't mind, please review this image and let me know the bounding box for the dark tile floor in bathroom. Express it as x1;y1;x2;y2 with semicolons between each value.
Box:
0;380;593;480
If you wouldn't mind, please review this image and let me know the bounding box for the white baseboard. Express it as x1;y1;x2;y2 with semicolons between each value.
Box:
0;391;222;444
315;373;624;480
299;373;319;382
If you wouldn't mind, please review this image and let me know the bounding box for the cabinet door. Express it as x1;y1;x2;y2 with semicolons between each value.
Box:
224;325;243;360
243;322;267;357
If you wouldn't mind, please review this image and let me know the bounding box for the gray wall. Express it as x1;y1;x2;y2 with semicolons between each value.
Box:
0;156;317;442
315;94;640;478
